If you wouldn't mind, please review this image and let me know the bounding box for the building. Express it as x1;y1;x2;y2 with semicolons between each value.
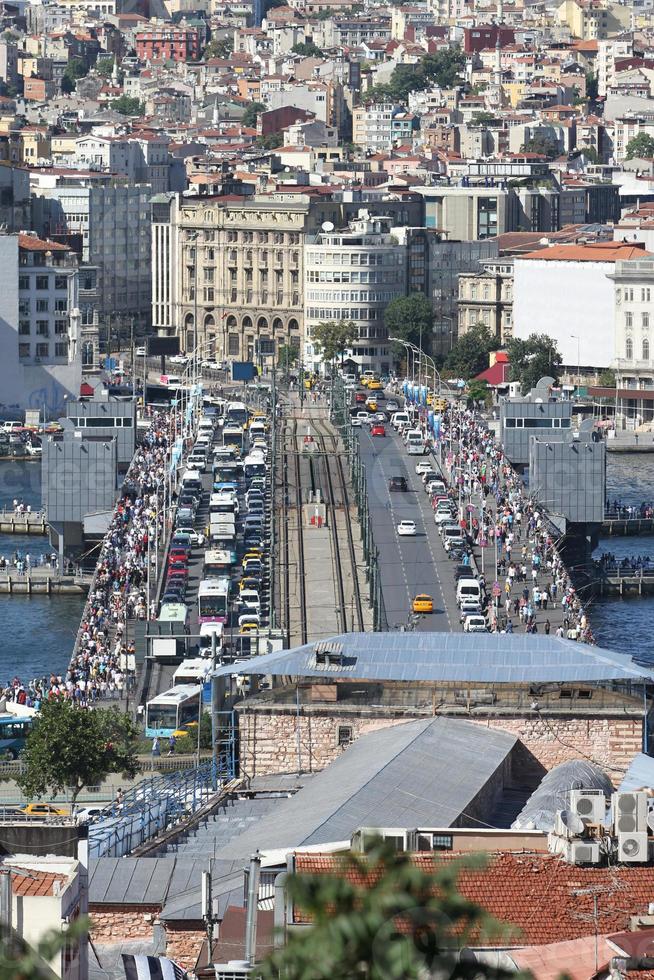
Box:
458;258;514;342
352;103;394;153
0;233;81;416
500;388;574;466
609;256;654;390
72;135;184;195
152;193;307;362
32;182;153;354
513;242;650;376
134;25;201;62
304;210;407;374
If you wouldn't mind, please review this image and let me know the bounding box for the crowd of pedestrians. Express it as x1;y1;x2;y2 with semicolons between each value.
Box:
433;404;594;641
606;499;654;519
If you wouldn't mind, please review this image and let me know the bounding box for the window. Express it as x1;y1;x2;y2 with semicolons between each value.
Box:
36;320;49;336
626;312;633;328
644;338;650;361
18;343;29;359
18;276;28;291
55;320;67;334
35;299;48;313
35;275;48;290
228;333;239;355
36;343;49;358
642;287;650;302
54;275;67;291
337;725;353;747
18;320;29;335
643;313;650;330
204;288;214;302
626;337;634;359
55;342;68;357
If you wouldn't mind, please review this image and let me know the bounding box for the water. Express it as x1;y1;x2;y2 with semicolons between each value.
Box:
0;460;85;682
591;454;654;661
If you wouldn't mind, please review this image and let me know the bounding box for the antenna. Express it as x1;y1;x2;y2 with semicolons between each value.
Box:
559;809;585;836
321;220;334;232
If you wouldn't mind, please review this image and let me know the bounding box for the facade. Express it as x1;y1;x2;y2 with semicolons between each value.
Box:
513;242;650;374
500;393;573;466
152;194;308;362
458;258;514;343
609;256;654;389
0;233;81;416
304;210;407;374
134;25;201;62
352;103;393;152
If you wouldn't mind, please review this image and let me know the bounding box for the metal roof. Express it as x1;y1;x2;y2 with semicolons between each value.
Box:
205;717;517;862
212;633;654;685
618;752;654;793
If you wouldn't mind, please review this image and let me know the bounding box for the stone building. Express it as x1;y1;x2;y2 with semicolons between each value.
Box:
214;633;653;781
458;257;514;343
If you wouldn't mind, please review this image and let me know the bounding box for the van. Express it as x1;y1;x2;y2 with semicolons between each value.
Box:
391;412;409;429
456;578;482;605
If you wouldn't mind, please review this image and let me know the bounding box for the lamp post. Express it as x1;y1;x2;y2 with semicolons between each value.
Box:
570;333;581;396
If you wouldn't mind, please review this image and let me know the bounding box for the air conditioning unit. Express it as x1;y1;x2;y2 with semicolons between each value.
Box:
613;792;648;835
617;831;649;863
566;839;601;865
569;790;606;825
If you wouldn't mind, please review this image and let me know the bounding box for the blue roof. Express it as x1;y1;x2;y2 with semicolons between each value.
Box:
213;633;654;685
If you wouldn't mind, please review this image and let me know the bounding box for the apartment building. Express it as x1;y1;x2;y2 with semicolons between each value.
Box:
135;25;201;62
0;232;81;414
151;194;309;362
304;210;407;375
458;258;514;343
352;103;394;152
73;134;185;194
609;257;654;389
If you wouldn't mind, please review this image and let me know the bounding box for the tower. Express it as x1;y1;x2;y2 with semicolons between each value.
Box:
485;36;505;110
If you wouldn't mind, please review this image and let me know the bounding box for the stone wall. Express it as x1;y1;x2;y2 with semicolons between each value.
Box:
238;709;643;784
90;905;158;943
165;923;206;972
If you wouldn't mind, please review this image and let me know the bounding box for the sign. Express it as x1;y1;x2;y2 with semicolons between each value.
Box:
492;582;501;597
479;536;488;547
148;336;180;357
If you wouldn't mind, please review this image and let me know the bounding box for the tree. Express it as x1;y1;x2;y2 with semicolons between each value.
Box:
599;368;616;387
0;917;90;980
242;101;265;128
444;322;500;381
626;132;654;160
255;132;283;149
467;378;491;407
291;41;323;57
111;95;145;116
367;46;464;104
521;135;560;159
312;320;358;365
259;840;514;980
203;36;233;59
585;70;598;101
384;293;434;355
579;145;599;164
61;57;88;93
506;333;562;394
18;700;139;805
278;342;300;370
95;56;115;77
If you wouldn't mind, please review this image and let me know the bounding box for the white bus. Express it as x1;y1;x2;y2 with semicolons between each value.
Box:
198;577;230;623
225;401;249;426
145;684;202;737
173;658;212;686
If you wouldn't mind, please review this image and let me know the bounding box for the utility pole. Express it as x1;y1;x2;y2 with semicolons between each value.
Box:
211;629;218;790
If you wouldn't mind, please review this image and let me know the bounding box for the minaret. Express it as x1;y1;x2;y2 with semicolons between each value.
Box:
111;55;120;87
494;35;502;88
497;0;503;22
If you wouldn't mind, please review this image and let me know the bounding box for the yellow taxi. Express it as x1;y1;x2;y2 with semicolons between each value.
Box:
21;803;69;817
412;594;434;614
366;400;377;412
368;379;382;391
240;622;259;634
243;550;264;563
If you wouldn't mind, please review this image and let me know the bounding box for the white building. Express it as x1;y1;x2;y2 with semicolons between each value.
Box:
304;209;407;375
597;36;633;97
609;256;654;388
352;102;393;153
512;241;650;374
73;134;184;195
0;232;81;415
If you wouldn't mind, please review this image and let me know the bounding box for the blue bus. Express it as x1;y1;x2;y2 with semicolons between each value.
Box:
145;685;203;738
0;714;34;759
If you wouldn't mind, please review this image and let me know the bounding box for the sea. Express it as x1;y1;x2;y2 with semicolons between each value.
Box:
0;453;652;682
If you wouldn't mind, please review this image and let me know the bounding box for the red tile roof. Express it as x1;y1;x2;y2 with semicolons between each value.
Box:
518;242;650;262
11;870;66;898
18;233;69;252
475;361;511;386
292;851;654;946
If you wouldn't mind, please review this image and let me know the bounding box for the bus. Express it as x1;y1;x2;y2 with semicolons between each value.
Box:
243;452;267;482
210;491;239;518
405;429;426;456
199;622;224;656
158;602;189;626
204;548;237;576
198;577;230;623
173;658;212;686
222;425;245;453
145;685;202;738
225;401;249;426
0;714;34;759
212;460;240;488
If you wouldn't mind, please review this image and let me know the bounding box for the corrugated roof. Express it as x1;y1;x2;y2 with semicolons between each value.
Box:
212;634;654;684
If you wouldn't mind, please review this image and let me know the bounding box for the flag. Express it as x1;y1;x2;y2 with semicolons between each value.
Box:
121;954;186;980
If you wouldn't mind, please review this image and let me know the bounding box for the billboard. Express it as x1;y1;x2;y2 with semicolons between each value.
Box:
232;361;256;382
147;336;180;357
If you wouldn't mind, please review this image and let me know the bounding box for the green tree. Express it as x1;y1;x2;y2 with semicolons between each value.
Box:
444;322;500;380
467;378;491;407
203;36;234;59
291;41;323;57
585;70;598;101
626;132;654;160
242;101;265;128
312;320;358;365
579;144;599;163
95;56;115;77
506;333;562;393
278;342;300;370
61;58;88;94
367;46;464;104
384;292;434;355
521;135;560;159
598;368;616;387
259;840;514;980
256;132;283;149
111;95;145;116
18;701;139;805
0;917;90;980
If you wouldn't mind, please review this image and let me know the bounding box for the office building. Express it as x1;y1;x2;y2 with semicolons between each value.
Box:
458;258;514;343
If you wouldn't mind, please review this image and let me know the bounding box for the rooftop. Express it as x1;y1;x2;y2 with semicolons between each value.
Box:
519;242;649;262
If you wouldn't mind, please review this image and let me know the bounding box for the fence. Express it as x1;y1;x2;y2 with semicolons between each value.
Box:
89;761;216;858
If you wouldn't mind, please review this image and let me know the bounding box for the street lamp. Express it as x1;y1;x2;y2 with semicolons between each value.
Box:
388;336;416;383
570;334;581;396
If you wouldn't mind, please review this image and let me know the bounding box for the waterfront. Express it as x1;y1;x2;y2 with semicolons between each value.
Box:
0;460;84;681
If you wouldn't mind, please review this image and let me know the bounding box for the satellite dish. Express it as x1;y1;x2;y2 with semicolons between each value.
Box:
321;221;334;232
559;809;585;836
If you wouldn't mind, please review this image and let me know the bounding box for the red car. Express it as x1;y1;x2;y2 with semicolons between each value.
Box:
355;392;366;403
371;424;386;437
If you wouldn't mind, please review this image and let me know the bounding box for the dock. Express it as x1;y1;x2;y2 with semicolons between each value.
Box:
601;516;654;536
591;567;654;596
0;510;47;535
0;568;92;594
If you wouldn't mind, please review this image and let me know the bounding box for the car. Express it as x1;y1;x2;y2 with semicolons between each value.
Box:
434;510;457;525
415;461;433;476
444;534;465;554
463;615;488;633
371;424;386;437
135;347;146;357
386;400;399;412
75;805;107;824
238;612;261;628
420;470;438;485
354;392;367;403
397;520;416;536
453;563;474;581
426;479;447;494
350;417;362;427
412;594;434;614
202;360;221;371
21;803;69;817
365;400;378;412
355;411;369;423
388;475;408;492
459;599;483;620
239;589;261;613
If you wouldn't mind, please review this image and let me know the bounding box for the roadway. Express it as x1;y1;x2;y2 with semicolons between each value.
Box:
357;423;463;633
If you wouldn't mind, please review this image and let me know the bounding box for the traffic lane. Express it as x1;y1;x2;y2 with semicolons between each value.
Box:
357;428;450;632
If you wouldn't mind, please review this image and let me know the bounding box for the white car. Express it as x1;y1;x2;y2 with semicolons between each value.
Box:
397;520;417;536
350;417;362;427
415;461;433;476
239;589;261;613
169;354;188;364
186;529;205;547
459;599;482;620
135;346;146;357
434;510;456;525
425;480;446;495
463;614;488;633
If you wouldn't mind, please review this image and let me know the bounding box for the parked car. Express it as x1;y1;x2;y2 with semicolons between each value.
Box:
463;614;488;633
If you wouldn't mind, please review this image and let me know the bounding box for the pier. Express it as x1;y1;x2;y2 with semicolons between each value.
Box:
601;516;654;536
0;568;92;594
0;510;47;535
